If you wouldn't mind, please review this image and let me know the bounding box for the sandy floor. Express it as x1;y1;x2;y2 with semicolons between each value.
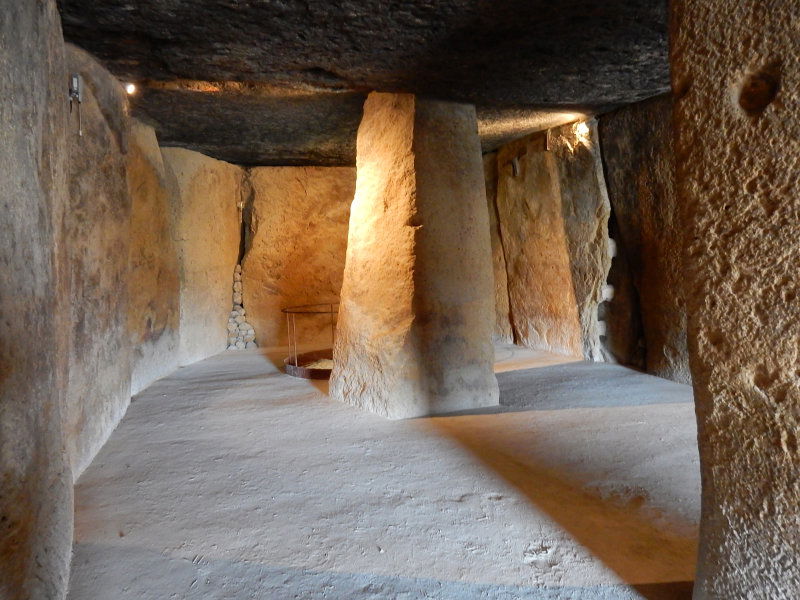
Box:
68;344;699;599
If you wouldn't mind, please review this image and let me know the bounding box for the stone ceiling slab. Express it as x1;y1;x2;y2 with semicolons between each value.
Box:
58;0;668;165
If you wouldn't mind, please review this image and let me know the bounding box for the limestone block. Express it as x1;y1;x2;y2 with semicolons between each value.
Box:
671;0;800;596
496;123;610;360
483;152;514;342
0;2;73;597
242;166;355;347
127;119;181;395
161;147;244;365
599;95;690;383
549;120;611;361
64;44;133;478
331;92;499;418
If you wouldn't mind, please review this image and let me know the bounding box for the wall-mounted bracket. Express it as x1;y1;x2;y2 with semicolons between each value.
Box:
68;73;83;136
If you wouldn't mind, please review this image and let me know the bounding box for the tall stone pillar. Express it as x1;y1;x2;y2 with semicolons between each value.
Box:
331;92;499;419
671;1;799;598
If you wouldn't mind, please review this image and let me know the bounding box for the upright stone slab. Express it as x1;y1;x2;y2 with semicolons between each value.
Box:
483;152;514;343
161;148;244;366
672;0;800;597
0;2;73;597
495;123;610;360
331;93;499;419
242;166;355;348
64;45;134;478
599;95;690;383
127;120;181;394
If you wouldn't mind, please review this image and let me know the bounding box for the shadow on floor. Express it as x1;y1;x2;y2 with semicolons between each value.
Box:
435;362;694;417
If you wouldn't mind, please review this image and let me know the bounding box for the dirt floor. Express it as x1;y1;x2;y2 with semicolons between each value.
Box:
67;344;699;599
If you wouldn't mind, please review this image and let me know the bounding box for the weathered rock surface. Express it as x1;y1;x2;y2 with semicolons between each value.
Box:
242;167;355;348
497;133;581;355
161;148;244;365
0;2;73;597
58;1;667;106
549;121;612;362
331;92;498;418
135;85;366;167
496;123;610;359
672;0;800;596
483;153;513;342
58;1;668;165
127;119;181;394
599;95;690;384
64;44;133;478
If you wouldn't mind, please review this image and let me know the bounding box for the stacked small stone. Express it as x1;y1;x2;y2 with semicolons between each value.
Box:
227;264;257;350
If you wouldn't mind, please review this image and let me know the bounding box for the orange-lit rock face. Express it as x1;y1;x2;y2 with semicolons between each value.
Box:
331;92;499;419
241;166;355;348
671;0;800;597
161;148;244;366
495;122;610;360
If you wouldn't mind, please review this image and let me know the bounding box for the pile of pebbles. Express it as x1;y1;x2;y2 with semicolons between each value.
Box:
227;264;257;350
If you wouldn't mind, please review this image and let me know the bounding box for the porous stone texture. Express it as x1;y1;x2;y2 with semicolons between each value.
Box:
242;167;355;348
127;119;181;394
599;95;690;384
162;148;244;365
483;153;513;342
496;123;610;360
331;93;499;419
59;1;668;165
0;2;73;598
671;0;800;597
64;44;133;479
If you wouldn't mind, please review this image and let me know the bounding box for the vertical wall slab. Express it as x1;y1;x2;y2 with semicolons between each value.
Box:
127;120;181;394
549;121;612;362
0;1;73;597
64;45;133;479
671;0;800;597
331;93;499;419
162;148;244;365
599;95;691;383
242;167;355;348
496;122;610;359
483;152;514;342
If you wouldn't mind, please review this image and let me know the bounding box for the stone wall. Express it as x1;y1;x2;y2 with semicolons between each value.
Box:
483;153;514;342
599;94;690;383
671;0;800;596
162;148;244;365
0;2;73;598
495;122;610;359
242;167;355;348
549;121;612;361
64;44;133;479
127;120;181;394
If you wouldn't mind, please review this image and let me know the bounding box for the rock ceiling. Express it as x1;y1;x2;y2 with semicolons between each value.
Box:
58;0;668;165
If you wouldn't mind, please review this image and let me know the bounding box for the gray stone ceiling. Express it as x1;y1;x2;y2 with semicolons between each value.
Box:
57;0;669;166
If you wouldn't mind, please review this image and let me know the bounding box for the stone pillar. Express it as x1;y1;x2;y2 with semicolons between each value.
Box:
331;92;499;419
671;1;800;597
